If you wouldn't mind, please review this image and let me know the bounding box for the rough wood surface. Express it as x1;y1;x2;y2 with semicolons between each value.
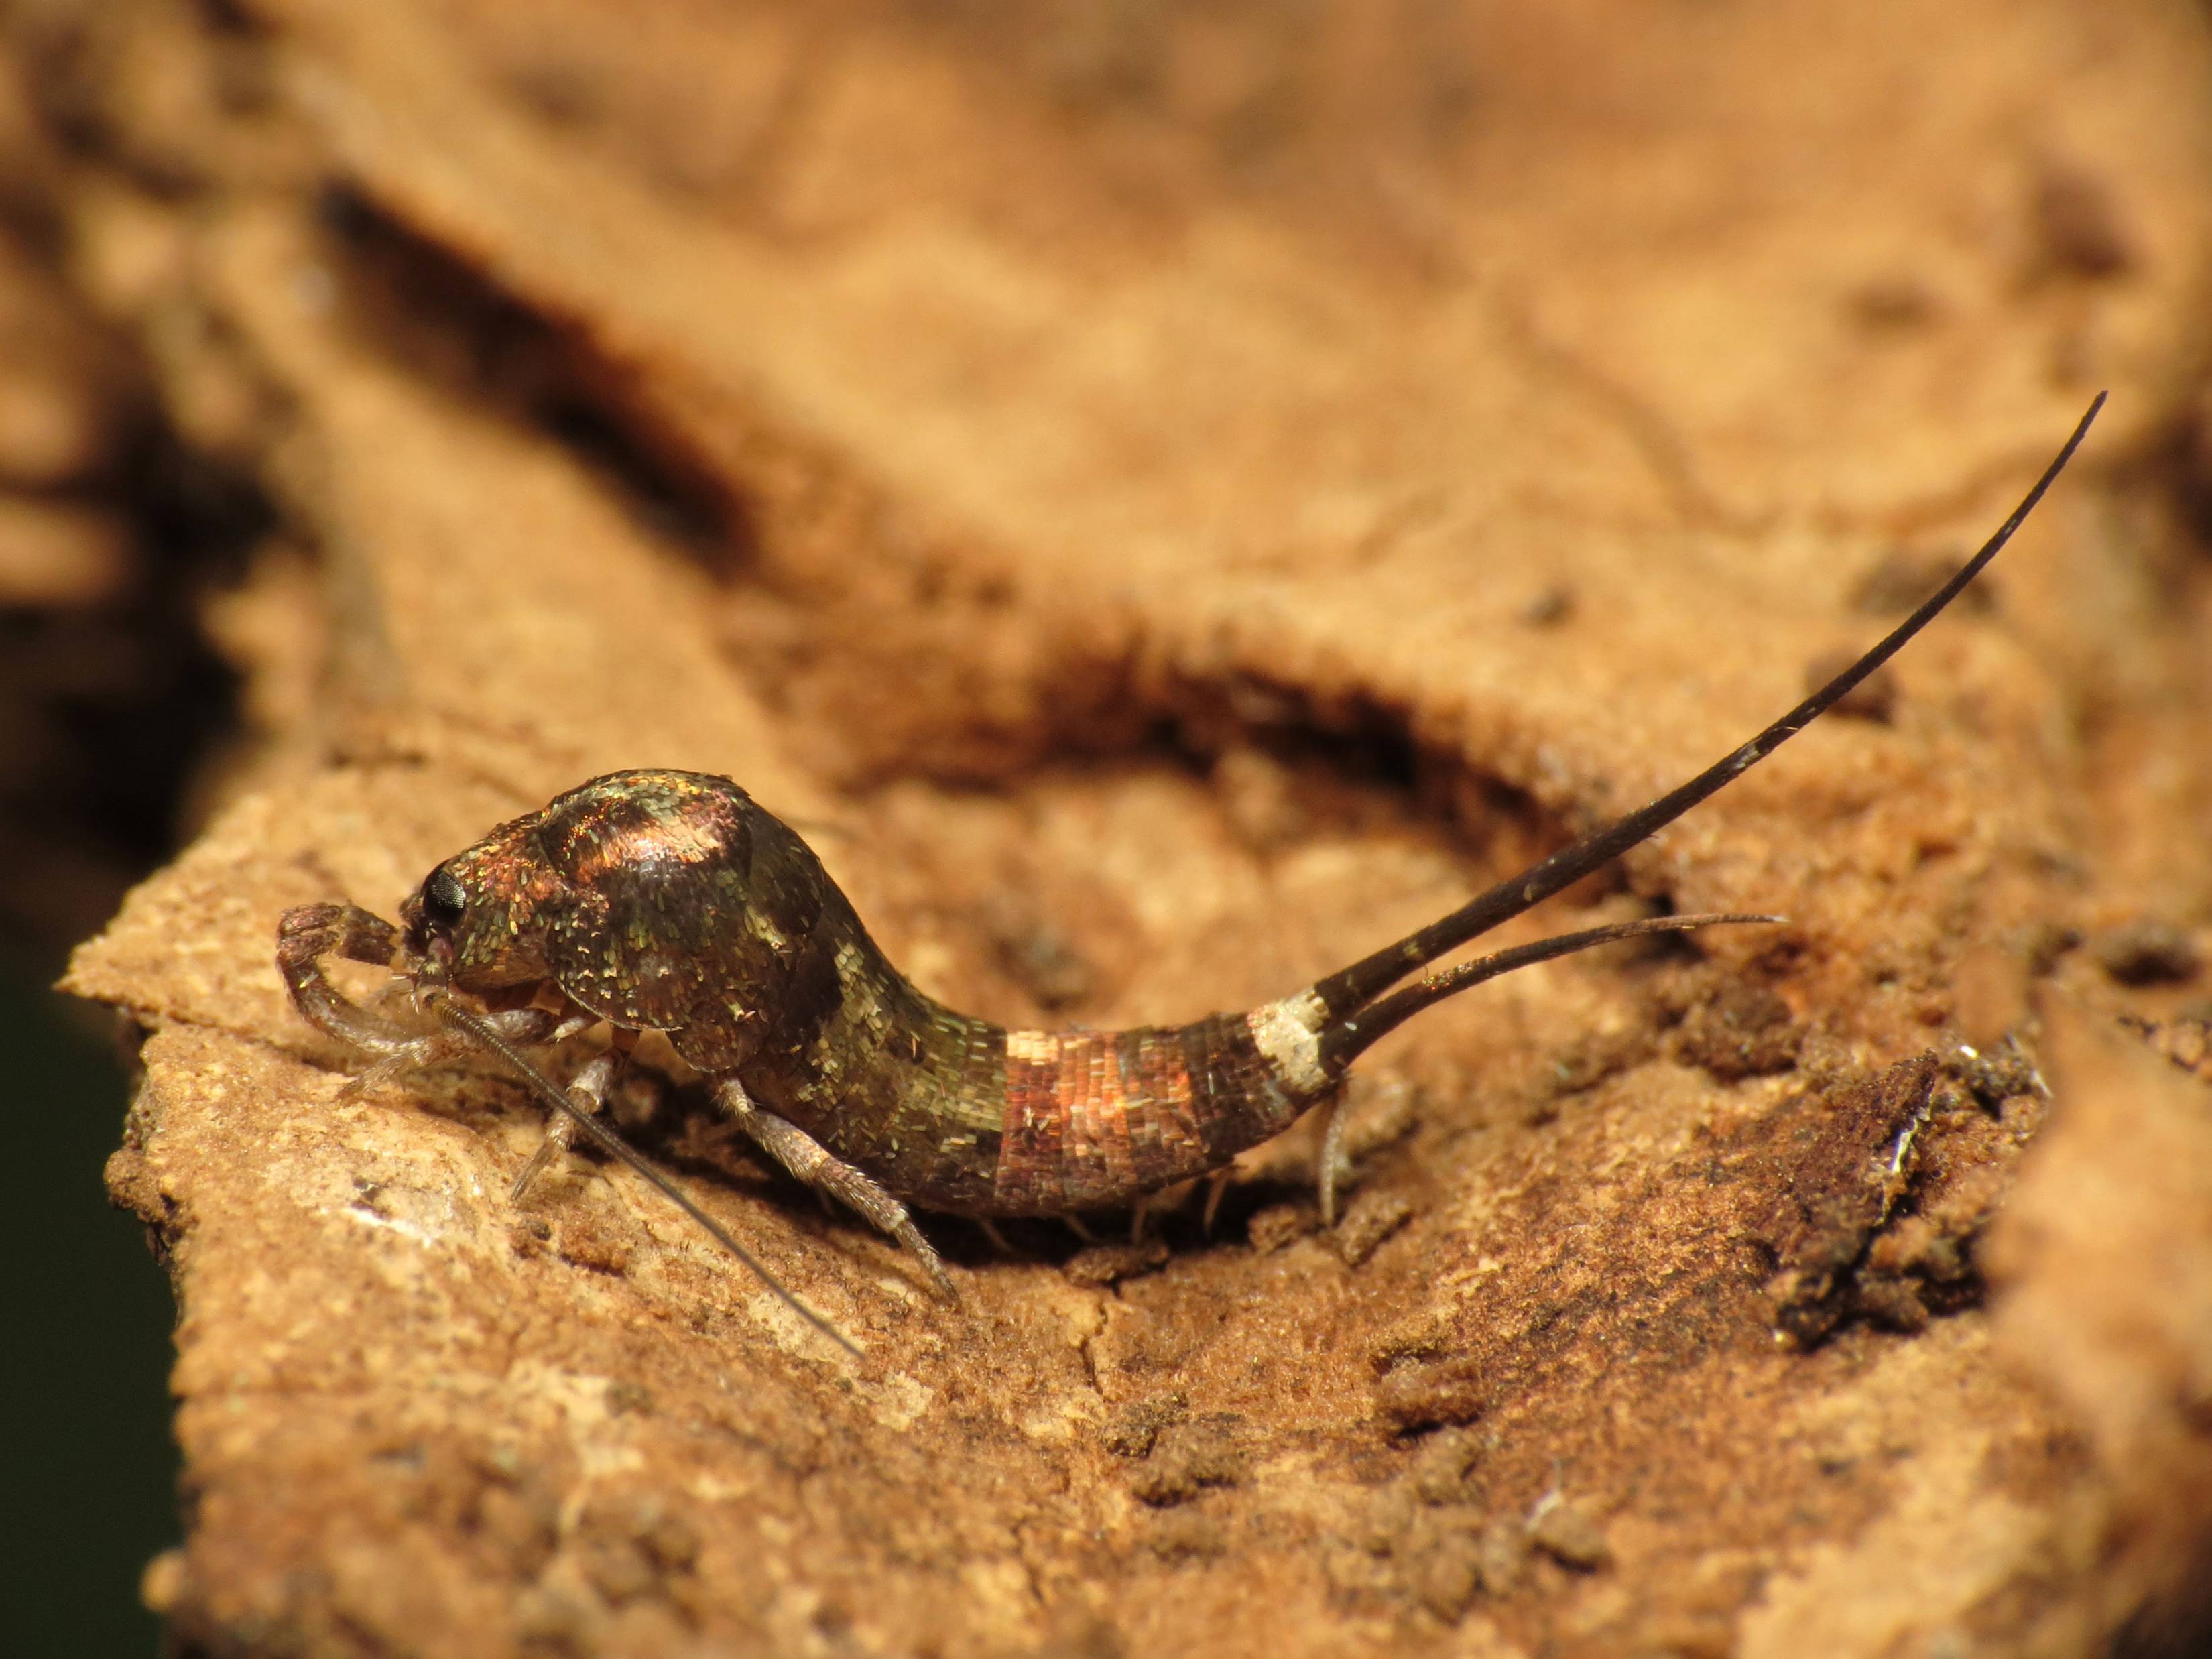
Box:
34;0;2212;1652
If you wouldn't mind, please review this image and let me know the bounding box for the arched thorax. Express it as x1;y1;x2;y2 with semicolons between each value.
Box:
429;771;840;1070
422;770;1337;1217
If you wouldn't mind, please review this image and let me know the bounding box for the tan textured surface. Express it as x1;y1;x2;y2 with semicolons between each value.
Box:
38;0;2212;1652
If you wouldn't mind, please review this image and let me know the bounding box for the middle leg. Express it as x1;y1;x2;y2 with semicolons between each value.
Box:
713;1077;956;1301
510;1026;642;1202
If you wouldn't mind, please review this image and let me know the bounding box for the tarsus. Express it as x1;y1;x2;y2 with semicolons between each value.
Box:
430;991;863;1358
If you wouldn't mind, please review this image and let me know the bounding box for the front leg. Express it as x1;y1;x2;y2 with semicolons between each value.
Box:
336;1004;577;1097
279;904;588;1091
278;902;413;1052
713;1077;957;1302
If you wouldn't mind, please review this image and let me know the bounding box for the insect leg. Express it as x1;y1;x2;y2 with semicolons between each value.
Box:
509;1028;641;1202
712;1078;958;1302
1316;1090;1352;1227
277;902;412;1052
278;902;582;1091
339;1006;572;1101
509;1049;615;1201
432;997;860;1356
1201;1168;1233;1236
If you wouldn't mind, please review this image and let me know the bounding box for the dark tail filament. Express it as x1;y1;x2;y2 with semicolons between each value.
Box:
1320;911;1779;1070
1309;393;2105;1030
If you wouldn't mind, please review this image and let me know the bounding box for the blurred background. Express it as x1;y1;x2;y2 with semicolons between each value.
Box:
0;17;257;1652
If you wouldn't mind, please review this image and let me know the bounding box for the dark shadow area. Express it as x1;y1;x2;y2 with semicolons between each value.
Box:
318;186;754;568
0;950;178;1659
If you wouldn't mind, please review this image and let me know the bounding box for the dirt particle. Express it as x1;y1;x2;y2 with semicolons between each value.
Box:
633;1503;700;1573
1852;546;1991;616
140;1548;189;1616
1367;1312;1455;1372
985;901;1099;1011
1343;1074;1422;1157
1038;1608;1127;1659
553;1215;631;1275
2023;920;2083;975
474;1477;561;1579
1247;1201;1318;1254
1321;1536;1400;1605
1413;1529;1485;1621
2123;1011;2212;1079
564;1497;700;1609
1358;1485;1418;1552
605;1380;654;1417
1375;1359;1487;1434
1847;276;1943;332
2032;160;2134;280
1062;1237;1170;1286
1408;1426;1483;1504
1754;1054;1937;1345
1213;745;1313;851
1544;1026;1648;1099
1848;1274;1930;1333
1101;1394;1185;1459
513;1578;604;1650
1333;1192;1413;1268
1866;1213;1964;1285
2091;918;2202;986
1474;1520;1530;1595
1520;585;1575;627
1127;1418;1245;1506
1675;981;1802;1081
580;1535;659;1605
1942;1038;2042;1108
1528;1499;1611;1571
1747;1040;2041;1344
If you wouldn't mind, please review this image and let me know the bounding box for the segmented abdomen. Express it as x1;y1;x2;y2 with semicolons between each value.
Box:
748;929;1339;1217
987;1010;1327;1214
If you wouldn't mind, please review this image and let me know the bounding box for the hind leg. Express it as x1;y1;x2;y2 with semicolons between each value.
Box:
1316;1089;1353;1227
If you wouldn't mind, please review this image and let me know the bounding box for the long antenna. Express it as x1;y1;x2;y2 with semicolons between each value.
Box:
1310;393;2106;1021
428;992;862;1358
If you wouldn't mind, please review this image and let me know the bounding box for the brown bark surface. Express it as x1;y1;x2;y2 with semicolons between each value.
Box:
28;0;2212;1652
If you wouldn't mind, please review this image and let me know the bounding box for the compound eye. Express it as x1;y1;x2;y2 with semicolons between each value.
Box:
421;867;468;929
